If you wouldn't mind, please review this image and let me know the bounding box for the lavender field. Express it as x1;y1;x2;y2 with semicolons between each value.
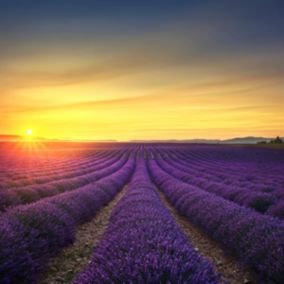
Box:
1;142;284;284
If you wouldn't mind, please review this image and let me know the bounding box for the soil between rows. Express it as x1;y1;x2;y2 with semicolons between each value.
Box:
37;185;129;284
157;188;256;284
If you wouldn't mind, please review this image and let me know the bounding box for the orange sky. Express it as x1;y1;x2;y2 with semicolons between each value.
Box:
1;1;283;140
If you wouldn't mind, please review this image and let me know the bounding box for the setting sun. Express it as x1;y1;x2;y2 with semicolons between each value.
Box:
26;129;33;136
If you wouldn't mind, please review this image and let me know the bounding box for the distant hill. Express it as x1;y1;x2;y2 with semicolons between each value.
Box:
130;139;221;144
130;136;284;144
222;136;272;144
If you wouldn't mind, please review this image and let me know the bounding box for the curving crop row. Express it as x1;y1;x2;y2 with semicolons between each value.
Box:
157;146;283;194
161;146;282;184
0;149;121;191
163;146;284;212
168;147;284;190
74;157;220;284
158;147;284;217
0;157;135;284
154;152;277;214
0;146;126;188
147;157;284;284
0;152;130;211
0;147;96;181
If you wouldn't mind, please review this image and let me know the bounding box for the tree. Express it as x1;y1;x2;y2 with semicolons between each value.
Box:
270;136;283;144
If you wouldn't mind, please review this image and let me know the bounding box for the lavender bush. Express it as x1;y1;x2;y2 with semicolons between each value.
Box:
154;150;279;215
148;157;284;284
74;158;220;284
0;157;135;284
0;152;129;211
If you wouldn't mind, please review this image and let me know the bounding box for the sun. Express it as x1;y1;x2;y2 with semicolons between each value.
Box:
26;129;33;136
19;128;45;152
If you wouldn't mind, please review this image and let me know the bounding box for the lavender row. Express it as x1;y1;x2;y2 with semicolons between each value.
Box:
170;147;284;189
156;148;284;217
175;152;282;195
0;156;135;284
157;146;284;194
0;144;96;179
0;150;99;188
0;152;126;211
0;152;129;211
148;157;284;284
154;153;277;214
158;146;283;192
0;144;124;185
17;150;124;188
0;149;120;190
74;158;220;284
153;145;284;217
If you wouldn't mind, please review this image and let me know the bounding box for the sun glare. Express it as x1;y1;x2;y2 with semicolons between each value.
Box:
18;128;45;153
26;129;33;136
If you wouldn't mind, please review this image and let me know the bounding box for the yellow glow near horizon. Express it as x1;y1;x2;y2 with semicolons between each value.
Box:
1;39;284;141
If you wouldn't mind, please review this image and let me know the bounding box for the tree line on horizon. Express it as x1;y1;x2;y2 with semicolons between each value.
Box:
258;136;283;145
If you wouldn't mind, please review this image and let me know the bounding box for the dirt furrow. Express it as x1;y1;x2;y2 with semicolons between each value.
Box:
37;185;129;284
157;190;256;284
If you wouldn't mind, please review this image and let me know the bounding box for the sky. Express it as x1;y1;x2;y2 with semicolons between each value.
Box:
0;0;283;140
